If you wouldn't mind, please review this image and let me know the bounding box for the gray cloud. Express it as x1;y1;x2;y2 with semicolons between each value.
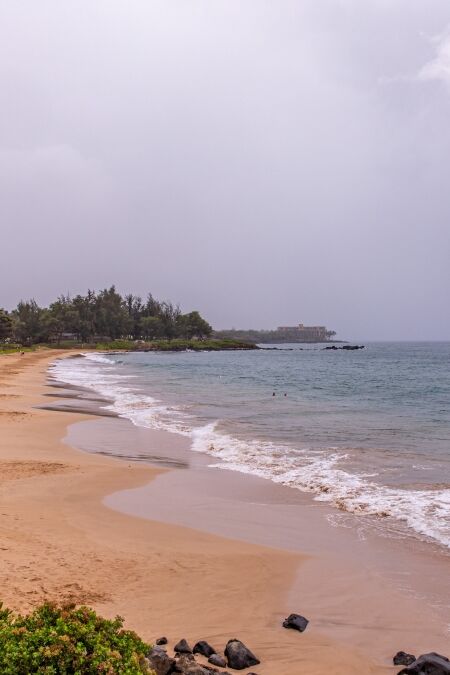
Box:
1;1;449;340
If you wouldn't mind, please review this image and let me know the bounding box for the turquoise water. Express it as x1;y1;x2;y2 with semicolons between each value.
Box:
52;342;450;548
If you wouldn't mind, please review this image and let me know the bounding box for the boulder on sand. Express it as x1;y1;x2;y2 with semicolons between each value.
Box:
208;653;227;667
282;613;309;632
174;639;193;654
224;639;260;670
193;641;216;657
156;637;168;645
176;662;214;675
397;652;450;675
394;652;416;667
147;646;176;675
172;654;201;674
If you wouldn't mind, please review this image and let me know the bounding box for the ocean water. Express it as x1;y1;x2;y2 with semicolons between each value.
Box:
50;343;450;550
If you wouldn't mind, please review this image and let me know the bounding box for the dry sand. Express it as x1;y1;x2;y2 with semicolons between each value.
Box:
0;350;389;673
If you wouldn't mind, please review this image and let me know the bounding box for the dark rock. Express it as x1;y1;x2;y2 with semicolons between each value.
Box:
282;613;309;632
208;654;227;668
174;639;193;654
397;652;450;674
173;654;196;671
193;641;216;657
173;654;201;674
176;654;195;663
224;639;260;670
175;660;216;675
150;646;168;654
182;666;212;675
147;646;176;675
324;345;364;350
156;637;168;646
394;652;417;666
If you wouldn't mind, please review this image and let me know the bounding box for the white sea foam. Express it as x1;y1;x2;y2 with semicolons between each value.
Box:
190;423;450;548
50;354;450;550
50;353;192;435
82;353;116;365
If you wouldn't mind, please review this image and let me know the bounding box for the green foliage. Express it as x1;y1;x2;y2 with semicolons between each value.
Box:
0;602;152;674
11;300;48;345
96;338;257;351
140;316;164;341
214;328;336;344
6;287;213;345
176;311;212;339
0;309;14;341
96;340;137;351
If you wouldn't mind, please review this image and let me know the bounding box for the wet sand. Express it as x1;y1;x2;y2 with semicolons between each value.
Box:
0;350;383;674
69;416;450;666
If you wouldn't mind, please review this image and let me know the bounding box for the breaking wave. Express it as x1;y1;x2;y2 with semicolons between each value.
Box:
50;353;450;549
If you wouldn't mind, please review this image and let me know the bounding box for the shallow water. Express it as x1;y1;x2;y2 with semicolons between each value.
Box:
50;342;450;549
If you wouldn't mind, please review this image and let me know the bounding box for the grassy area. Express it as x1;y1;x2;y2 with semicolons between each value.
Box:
0;345;37;355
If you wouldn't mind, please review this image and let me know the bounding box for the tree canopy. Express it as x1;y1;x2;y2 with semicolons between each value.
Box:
1;287;212;345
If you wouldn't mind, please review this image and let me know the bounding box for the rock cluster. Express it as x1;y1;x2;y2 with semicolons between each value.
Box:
324;345;365;350
146;611;310;673
146;638;259;674
146;618;450;675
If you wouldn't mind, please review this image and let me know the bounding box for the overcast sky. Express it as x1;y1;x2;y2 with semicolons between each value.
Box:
1;1;449;340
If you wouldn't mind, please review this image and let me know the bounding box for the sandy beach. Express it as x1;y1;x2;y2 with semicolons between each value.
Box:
0;350;447;674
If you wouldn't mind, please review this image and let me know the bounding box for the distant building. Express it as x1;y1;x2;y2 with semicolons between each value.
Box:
277;323;331;342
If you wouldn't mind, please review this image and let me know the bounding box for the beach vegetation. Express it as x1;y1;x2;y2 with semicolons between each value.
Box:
95;338;257;351
0;602;153;674
0;309;14;340
214;327;337;344
0;345;35;355
2;287;214;346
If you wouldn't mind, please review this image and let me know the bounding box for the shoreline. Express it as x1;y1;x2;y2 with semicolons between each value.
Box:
70;416;450;664
55;353;450;664
0;350;381;674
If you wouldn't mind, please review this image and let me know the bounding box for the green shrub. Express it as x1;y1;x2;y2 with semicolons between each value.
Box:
95;338;258;352
96;340;136;351
0;602;153;674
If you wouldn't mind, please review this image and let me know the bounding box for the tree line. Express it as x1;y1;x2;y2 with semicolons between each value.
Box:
0;287;212;345
214;328;336;344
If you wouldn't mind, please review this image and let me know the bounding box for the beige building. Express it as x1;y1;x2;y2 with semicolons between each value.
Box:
277;323;330;341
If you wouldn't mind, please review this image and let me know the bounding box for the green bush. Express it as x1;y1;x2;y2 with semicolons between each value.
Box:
95;340;136;351
0;602;153;674
95;338;258;352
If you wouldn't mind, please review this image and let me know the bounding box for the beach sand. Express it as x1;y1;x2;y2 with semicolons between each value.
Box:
0;350;439;674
